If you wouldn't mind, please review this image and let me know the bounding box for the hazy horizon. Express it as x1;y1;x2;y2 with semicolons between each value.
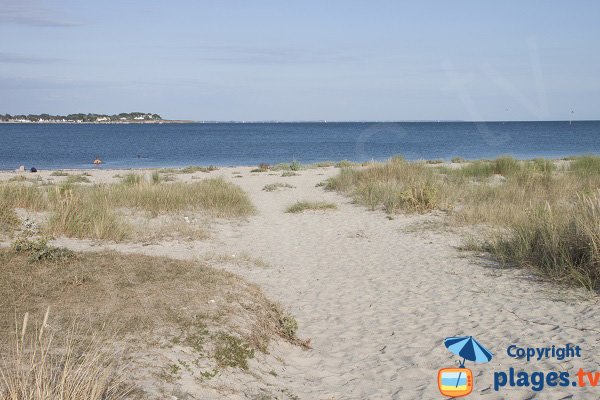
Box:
2;0;599;121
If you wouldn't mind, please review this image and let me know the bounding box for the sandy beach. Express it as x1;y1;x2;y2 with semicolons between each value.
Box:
1;165;598;399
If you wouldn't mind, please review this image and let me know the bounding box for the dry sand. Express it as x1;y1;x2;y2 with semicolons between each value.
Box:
1;167;599;399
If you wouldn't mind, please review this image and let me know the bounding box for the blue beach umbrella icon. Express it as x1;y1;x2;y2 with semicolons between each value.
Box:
444;336;493;388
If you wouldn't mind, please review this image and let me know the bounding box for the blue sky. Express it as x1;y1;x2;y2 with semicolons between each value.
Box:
1;0;599;121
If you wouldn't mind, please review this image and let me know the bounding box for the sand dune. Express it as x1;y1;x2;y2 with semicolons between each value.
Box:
2;166;598;399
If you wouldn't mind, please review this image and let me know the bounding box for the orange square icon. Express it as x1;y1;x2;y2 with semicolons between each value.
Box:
438;367;473;398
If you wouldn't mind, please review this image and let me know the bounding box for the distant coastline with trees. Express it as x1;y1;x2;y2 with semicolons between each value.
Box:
0;112;190;124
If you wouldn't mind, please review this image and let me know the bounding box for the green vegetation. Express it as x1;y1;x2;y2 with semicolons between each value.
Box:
178;165;218;174
11;236;74;262
0;112;162;123
281;171;299;177
214;333;255;370
279;314;299;339
273;160;303;171
286;201;337;213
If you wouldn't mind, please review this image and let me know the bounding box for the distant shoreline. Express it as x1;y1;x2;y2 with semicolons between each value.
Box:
0;120;194;124
1;120;598;124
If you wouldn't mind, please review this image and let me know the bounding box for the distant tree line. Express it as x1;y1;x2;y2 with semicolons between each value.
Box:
0;112;162;122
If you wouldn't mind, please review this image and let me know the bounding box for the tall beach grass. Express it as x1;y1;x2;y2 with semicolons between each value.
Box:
326;155;600;290
0;309;128;400
1;176;254;241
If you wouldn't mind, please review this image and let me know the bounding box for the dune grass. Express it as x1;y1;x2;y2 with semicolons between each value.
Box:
1;177;254;241
45;185;130;241
326;156;441;213
569;155;600;177
0;247;306;394
0;183;48;211
1;309;129;400
326;155;600;290
286;201;337;213
105;177;255;217
481;195;600;291
0;203;20;234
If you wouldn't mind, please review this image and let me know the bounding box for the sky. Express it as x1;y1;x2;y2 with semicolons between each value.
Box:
1;0;599;121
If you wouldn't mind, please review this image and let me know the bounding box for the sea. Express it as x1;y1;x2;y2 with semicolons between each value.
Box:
0;121;599;170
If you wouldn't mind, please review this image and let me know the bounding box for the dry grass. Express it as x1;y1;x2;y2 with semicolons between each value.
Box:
0;183;48;211
262;183;295;192
0;203;20;234
106;178;254;217
327;155;600;290
286;201;337;213
0;310;129;400
480;194;600;291
0;248;306;394
1;178;254;241
570;155;600;177
326;156;442;213
45;185;130;241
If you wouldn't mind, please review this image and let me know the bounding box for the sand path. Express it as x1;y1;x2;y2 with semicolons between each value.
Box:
34;167;599;399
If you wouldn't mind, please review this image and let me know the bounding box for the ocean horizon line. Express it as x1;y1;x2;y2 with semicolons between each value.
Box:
2;119;599;124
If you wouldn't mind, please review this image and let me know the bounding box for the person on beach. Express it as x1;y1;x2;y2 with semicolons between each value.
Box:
93;156;103;166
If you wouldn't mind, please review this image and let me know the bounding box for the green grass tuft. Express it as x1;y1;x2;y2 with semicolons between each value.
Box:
286;201;337;213
570;155;600;177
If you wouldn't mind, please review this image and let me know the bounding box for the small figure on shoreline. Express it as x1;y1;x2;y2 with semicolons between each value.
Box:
30;167;37;173
93;156;103;166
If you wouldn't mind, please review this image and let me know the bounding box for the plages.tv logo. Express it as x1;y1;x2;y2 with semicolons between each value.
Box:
438;336;493;398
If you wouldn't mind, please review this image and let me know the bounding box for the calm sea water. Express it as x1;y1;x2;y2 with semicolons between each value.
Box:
0;121;599;170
